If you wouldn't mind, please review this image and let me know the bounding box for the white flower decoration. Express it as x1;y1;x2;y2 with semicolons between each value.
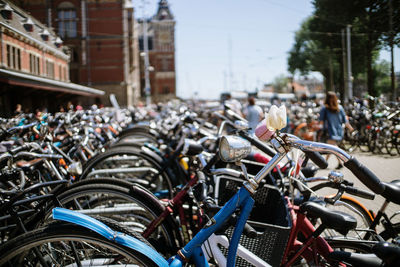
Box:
265;105;287;131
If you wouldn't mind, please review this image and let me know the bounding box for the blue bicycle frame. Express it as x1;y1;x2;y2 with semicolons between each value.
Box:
53;185;255;267
169;186;254;267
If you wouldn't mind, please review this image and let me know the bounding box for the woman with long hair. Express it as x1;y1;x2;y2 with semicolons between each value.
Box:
319;91;353;169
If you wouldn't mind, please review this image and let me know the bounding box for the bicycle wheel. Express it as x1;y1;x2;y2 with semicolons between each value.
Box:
50;180;181;255
375;131;385;154
0;220;159;266
80;146;174;197
358;126;370;152
318;197;373;239
367;131;377;153
383;129;395;155
395;132;400;155
327;238;373;253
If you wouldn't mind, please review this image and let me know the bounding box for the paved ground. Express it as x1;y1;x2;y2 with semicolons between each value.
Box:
316;149;400;224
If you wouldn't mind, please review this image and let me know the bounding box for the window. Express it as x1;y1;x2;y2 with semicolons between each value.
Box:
36;57;40;74
63;66;67;81
6;45;10;68
17;49;21;70
45;60;54;78
57;2;77;38
161;58;170;71
29;54;41;75
139;37;153;51
6;44;21;70
162;86;170;94
11;47;16;68
59;65;62;80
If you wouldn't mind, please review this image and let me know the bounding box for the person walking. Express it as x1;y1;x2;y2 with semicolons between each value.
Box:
224;93;243;117
319;92;353;169
244;97;263;133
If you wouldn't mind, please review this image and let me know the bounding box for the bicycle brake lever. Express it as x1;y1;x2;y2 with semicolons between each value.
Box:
324;187;345;205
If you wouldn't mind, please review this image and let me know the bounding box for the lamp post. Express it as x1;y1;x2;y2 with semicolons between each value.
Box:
141;0;151;106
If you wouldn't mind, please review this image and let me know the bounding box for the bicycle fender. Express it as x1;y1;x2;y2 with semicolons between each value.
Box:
52;207;168;267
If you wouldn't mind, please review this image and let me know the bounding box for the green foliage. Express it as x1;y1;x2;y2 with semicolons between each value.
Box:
272;74;289;93
287;0;398;97
374;59;391;95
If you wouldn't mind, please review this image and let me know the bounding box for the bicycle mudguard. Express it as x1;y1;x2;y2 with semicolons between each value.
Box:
52;207;168;267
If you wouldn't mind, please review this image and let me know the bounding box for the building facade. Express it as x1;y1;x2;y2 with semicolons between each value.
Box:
0;0;103;116
138;0;176;102
11;0;141;107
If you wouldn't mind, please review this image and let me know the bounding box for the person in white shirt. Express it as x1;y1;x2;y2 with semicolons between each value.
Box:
244;97;263;133
224;94;243;117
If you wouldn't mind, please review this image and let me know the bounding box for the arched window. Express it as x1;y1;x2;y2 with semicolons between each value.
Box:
57;2;77;38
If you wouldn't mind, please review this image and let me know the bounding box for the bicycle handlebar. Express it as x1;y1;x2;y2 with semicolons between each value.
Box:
285;135;385;195
239;131;276;158
341;183;375;200
343;157;385;194
304;150;328;169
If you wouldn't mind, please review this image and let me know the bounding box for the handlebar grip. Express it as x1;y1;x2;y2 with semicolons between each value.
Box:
343;185;375;200
344;157;385;194
304;151;328;169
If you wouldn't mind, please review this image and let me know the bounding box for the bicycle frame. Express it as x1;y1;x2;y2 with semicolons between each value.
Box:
142;174;199;244
282;200;335;266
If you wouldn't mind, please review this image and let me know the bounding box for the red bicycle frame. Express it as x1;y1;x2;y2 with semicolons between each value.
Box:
282;200;344;266
142;174;201;244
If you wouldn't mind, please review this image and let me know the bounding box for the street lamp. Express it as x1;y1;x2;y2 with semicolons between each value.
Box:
141;0;152;107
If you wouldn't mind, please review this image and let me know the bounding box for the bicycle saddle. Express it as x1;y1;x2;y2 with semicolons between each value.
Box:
381;180;400;205
299;201;357;235
328;251;382;267
372;242;400;266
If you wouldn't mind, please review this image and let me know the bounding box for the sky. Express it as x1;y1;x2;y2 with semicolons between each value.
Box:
135;0;400;100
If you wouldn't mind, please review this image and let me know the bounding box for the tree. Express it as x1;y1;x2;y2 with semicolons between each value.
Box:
272;74;289;93
288;17;344;94
379;0;400;99
374;59;391;96
288;0;394;98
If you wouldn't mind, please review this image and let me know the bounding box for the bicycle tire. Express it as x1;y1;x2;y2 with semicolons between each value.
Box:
327;238;373;253
395;132;400;155
375;132;385;154
0;220;159;267
80;146;174;196
50;181;181;255
383;129;395;155
367;131;377;153
118;126;157;140
323;196;374;239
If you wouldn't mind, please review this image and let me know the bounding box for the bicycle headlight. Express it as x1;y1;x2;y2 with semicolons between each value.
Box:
67;161;83;176
219;135;251;163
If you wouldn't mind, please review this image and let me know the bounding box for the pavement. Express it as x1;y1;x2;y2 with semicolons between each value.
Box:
316;149;400;224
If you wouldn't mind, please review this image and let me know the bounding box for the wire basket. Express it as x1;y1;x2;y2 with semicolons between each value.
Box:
216;176;292;267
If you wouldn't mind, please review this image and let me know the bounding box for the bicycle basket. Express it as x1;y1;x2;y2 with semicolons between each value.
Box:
215;175;292;267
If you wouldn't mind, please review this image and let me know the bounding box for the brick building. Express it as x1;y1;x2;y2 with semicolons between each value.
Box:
138;0;176;102
11;0;141;107
0;0;104;116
